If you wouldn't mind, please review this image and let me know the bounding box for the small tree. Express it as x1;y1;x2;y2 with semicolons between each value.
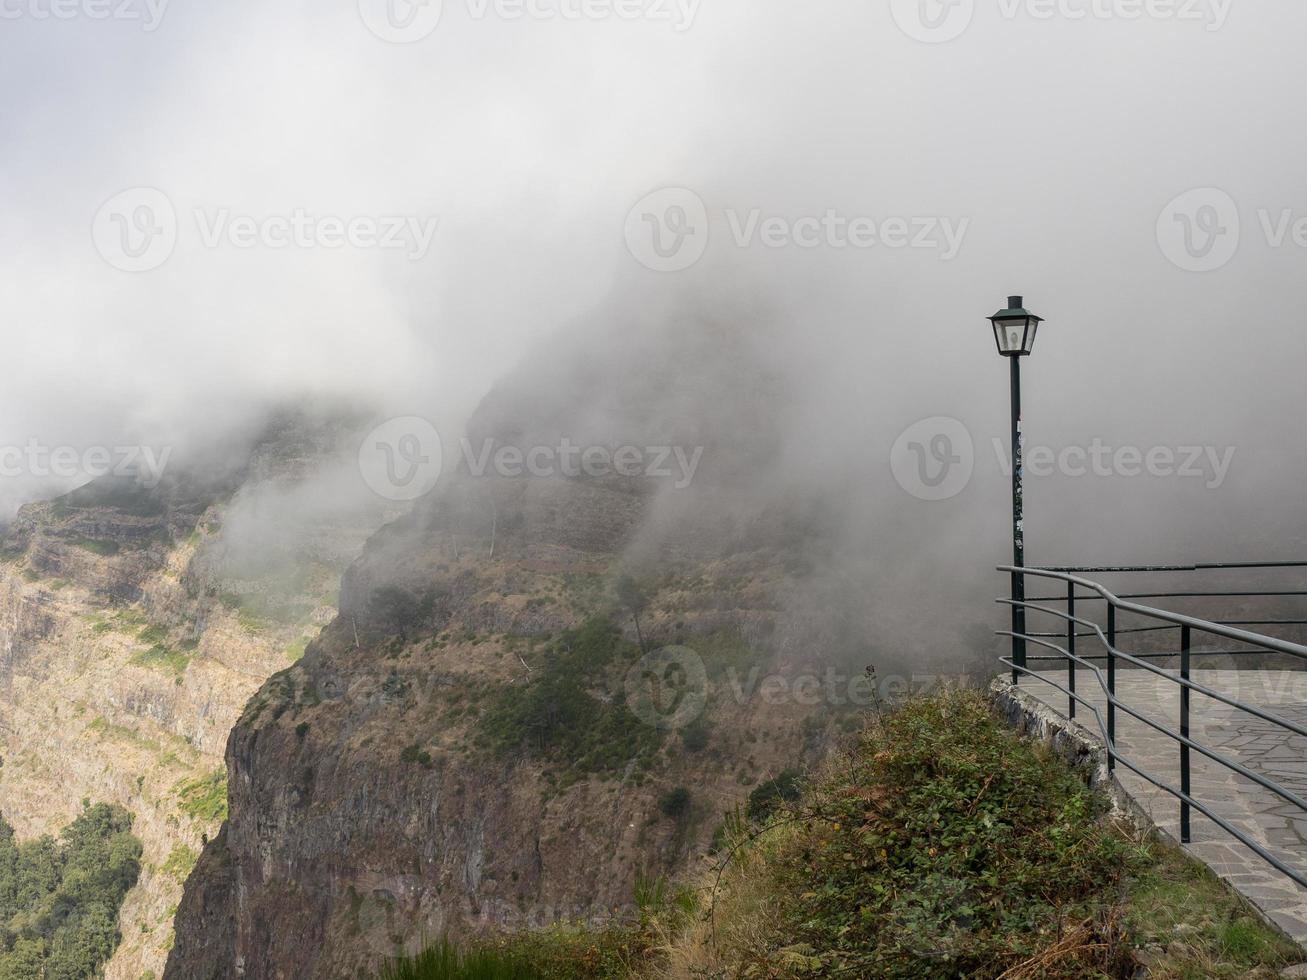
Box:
371;586;421;642
617;575;649;653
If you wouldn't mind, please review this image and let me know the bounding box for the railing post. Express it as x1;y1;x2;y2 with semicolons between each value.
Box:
1066;581;1076;719
1180;623;1191;844
1106;604;1116;773
1011;567;1020;686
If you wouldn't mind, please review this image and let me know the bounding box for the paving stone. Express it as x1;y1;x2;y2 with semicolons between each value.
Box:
1025;669;1307;941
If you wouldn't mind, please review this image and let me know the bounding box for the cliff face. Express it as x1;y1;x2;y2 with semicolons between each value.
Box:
0;412;394;980
166;316;865;979
168;477;848;979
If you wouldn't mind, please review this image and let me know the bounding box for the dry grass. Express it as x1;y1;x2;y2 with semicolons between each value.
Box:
641;820;797;979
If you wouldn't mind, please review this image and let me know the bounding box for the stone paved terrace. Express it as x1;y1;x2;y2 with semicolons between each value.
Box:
1021;668;1307;941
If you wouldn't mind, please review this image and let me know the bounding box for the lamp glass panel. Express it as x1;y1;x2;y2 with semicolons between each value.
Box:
992;318;1026;353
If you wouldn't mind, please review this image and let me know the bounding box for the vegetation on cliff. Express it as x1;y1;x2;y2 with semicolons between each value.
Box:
475;617;663;782
0;802;142;980
380;690;1299;979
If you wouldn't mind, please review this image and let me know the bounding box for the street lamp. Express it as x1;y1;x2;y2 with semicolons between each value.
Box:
988;296;1045;684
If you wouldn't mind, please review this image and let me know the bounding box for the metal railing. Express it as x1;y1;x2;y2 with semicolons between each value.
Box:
997;562;1307;890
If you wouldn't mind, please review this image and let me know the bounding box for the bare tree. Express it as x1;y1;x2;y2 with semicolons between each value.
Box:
617;574;649;654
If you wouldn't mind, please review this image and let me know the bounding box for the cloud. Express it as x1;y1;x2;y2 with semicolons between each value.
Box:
2;0;1306;618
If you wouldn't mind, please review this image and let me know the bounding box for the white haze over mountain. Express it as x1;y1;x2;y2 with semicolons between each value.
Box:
2;0;1307;586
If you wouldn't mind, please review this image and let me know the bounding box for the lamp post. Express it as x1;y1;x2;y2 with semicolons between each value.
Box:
988;296;1045;684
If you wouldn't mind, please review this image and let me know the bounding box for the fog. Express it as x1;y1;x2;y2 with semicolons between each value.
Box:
3;0;1307;652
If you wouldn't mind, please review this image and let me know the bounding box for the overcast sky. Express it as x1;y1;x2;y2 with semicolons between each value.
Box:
2;0;1306;565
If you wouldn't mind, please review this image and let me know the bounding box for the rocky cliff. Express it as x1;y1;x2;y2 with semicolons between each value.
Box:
165;317;881;979
0;409;395;979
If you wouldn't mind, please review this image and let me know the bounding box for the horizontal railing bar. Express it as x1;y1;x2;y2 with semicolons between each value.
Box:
1006;621;1275;653
999;568;1307;660
1025;650;1307;662
1026;593;1111;603
1034;562;1307;573
1218;620;1307;626
1006;647;1307;828
1024;629;1181;645
1001;657;1307;891
998;598;1307;737
1026;622;1307;637
1122;591;1307;599
999;635;1307;822
1005;602;1307;652
1026;591;1307;602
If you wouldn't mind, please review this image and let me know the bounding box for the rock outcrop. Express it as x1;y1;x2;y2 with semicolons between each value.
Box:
0;409;394;979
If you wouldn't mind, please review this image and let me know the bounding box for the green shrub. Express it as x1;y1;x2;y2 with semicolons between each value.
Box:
137;625;167;645
371;585;436;642
745;768;802;822
774;691;1146;977
678;721;710;753
400;744;433;767
161;844;199;882
175;770;228;823
130;644;191;676
658;787;691;819
476;618;663;778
